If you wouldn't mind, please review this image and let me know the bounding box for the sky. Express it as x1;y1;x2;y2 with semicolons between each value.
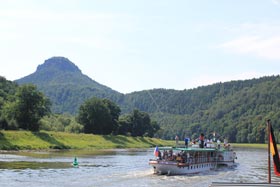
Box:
1;0;280;93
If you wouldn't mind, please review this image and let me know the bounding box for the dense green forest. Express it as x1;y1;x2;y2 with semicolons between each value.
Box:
0;75;158;138
11;57;280;143
126;76;280;143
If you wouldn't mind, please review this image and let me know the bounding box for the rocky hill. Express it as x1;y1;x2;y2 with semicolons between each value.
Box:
16;57;123;114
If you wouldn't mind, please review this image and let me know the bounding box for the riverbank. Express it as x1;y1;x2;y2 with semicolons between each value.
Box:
232;143;267;149
0;130;174;150
0;130;269;151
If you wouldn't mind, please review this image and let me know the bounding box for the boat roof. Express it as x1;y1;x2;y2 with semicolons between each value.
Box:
158;147;217;152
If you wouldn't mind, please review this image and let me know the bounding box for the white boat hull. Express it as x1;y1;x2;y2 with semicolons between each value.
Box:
149;160;216;175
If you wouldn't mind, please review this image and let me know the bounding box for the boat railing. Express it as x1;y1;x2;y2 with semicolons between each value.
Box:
186;155;216;164
158;146;234;164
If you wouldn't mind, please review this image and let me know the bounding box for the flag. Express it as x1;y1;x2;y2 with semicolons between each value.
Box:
270;125;280;176
154;146;159;157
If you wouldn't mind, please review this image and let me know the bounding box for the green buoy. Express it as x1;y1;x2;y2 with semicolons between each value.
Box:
72;156;79;168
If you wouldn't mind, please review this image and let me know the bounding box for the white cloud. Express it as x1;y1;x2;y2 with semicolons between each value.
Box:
272;0;280;5
223;23;280;36
0;6;133;52
215;22;280;60
218;35;280;60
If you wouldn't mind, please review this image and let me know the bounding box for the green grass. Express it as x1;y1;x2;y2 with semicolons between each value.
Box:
0;131;272;151
0;130;174;150
232;143;267;149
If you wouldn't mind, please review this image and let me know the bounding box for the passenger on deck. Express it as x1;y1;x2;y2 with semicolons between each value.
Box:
163;150;168;159
199;133;205;148
192;140;196;144
168;149;173;158
184;137;189;148
217;139;221;149
223;138;228;146
175;135;179;147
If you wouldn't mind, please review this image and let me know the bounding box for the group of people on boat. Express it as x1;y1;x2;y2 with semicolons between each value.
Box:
175;133;231;150
156;147;218;165
175;133;206;148
156;149;196;163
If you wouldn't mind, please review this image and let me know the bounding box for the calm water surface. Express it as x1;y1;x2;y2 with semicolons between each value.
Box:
0;148;279;187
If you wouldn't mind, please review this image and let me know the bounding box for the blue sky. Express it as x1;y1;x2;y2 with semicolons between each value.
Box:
1;0;280;93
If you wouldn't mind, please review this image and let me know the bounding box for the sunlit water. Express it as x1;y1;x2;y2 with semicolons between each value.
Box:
0;148;279;187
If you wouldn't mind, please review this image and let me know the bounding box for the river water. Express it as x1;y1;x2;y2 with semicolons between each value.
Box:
0;148;279;187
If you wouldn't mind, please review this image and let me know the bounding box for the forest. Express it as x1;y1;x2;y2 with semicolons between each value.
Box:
0;76;158;138
6;57;280;143
124;76;280;143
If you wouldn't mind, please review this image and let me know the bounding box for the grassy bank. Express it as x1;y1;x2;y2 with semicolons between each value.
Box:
0;130;270;151
0;130;174;150
232;143;267;149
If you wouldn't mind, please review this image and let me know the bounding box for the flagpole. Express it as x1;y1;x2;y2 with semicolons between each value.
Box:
267;119;271;184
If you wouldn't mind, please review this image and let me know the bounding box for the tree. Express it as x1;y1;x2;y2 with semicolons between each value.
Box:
1;101;18;129
131;109;150;136
117;109;160;137
40;114;83;132
0;76;18;129
118;115;132;135
147;121;160;137
77;97;120;135
13;84;51;131
103;99;121;134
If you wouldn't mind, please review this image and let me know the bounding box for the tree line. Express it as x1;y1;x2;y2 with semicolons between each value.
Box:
3;74;280;143
149;76;280;143
0;76;159;137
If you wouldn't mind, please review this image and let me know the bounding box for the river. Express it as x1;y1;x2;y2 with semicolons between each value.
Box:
0;147;278;187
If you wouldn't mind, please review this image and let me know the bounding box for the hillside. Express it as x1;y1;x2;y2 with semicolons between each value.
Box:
122;76;278;114
16;57;124;114
13;57;280;143
124;76;280;142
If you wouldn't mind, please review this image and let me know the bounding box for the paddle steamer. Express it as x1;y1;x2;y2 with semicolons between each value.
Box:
149;142;237;175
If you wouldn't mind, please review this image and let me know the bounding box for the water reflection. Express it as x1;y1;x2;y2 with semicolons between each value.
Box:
0;161;71;169
0;149;119;158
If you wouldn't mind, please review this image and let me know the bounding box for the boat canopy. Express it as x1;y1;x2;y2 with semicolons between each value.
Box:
157;147;217;152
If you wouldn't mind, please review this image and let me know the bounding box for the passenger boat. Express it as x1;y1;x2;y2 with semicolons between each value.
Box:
149;142;237;175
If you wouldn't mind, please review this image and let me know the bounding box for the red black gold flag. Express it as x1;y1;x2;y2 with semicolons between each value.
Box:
270;125;280;176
